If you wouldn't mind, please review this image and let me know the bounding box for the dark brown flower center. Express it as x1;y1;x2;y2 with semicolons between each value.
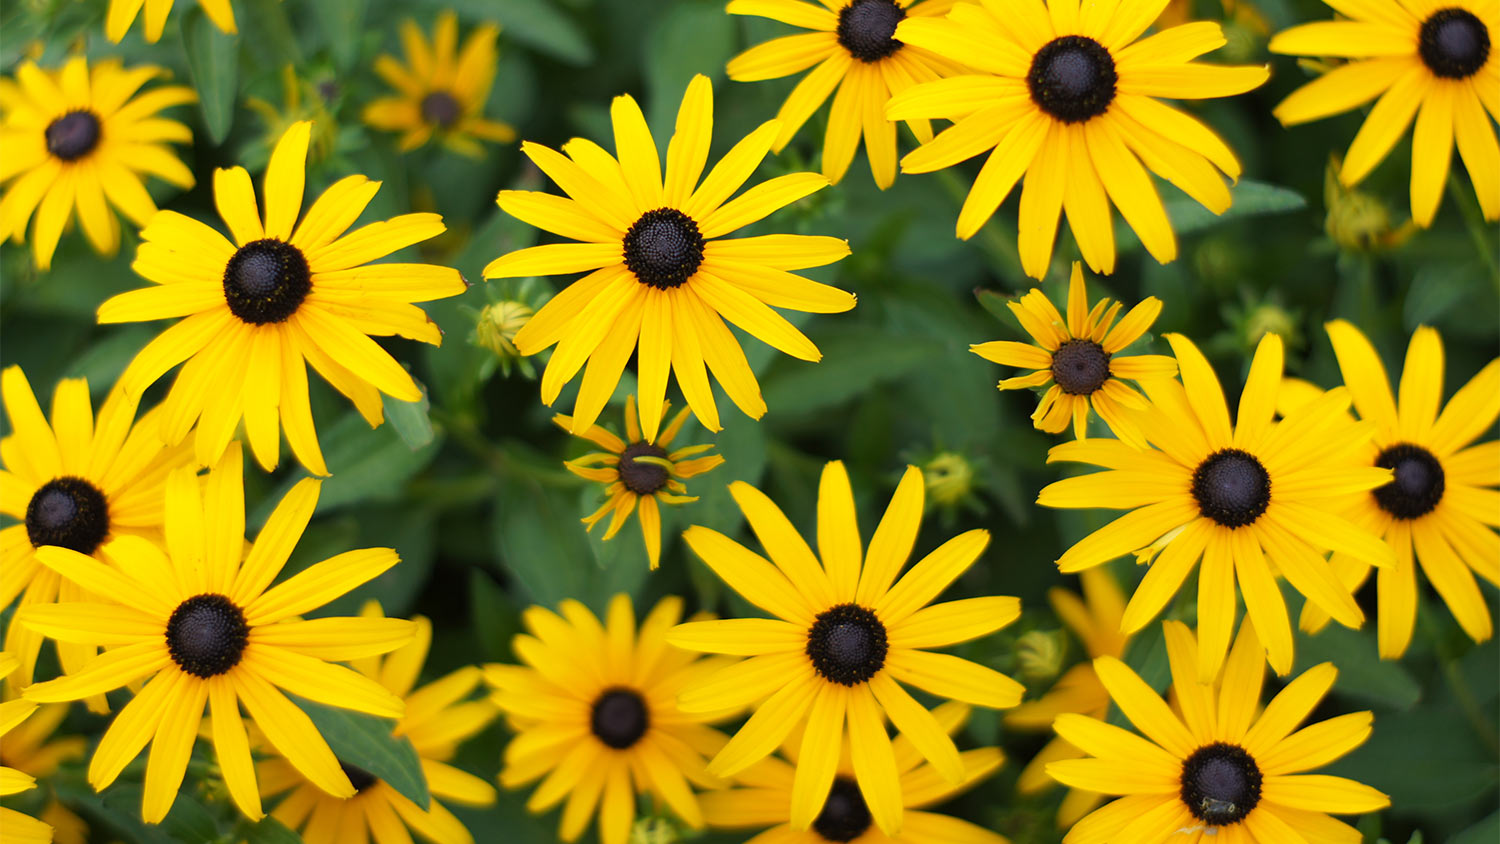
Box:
420;91;462;128
223;238;312;324
1028;35;1117;123
590;687;649;749
165;594;250;678
814;777;873;842
1181;743;1262;826
1051;339;1112;395
806;603;887;686
837;0;906;63
1419;8;1490;78
618;442;671;495
622;208;705;290
45;110;102;161
1373;443;1445;520
339;759;380;793
25;477;109;554
1192;448;1271;528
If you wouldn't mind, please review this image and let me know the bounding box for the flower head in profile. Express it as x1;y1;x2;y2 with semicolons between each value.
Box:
1295;321;1499;658
701;701;1007;844
363;11;517;157
485;73;856;443
557;394;724;569
1270;0;1499;227
887;0;1270;278
725;0;965;188
668;461;1024;835
106;0;236;42
1038;333;1396;680
17;446;416;823
261;602;497;844
1006;567;1129;828
485;595;736;844
2;367;193;702
98;121;465;475
0;652;55;843
972;263;1176;447
1;56;195;269
1048;620;1390;842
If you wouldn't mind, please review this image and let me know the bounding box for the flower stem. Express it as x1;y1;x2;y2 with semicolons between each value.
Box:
1446;174;1500;294
1418;606;1499;758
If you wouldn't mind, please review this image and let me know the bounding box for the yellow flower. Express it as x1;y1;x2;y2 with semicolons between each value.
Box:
971;262;1176;447
0;652;55;843
1270;0;1499;227
261;602;498;844
557;394;724;569
667;461;1024;835
887;0;1270;278
1048;619;1390;842
725;0;965;188
1298;321;1499;657
16;446;418;823
1006;567;1128;829
1;56;195;269
1;367;193;704
1037;333;1396;680
485;73;856;443
363;11;517;157
0;693;88;844
485;595;735;844
97;121;466;475
106;0;236;42
700;701;1007;844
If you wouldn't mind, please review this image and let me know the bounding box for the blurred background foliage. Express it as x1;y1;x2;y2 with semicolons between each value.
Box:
0;0;1497;842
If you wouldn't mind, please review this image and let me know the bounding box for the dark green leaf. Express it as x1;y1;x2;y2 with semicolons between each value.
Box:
59;783;217;844
1453;812;1499;844
431;0;592;64
311;0;368;69
642;1;734;131
1295;623;1421;711
241;816;305;844
761;327;947;417
384;384;436;450
179;8;238;144
290;696;431;810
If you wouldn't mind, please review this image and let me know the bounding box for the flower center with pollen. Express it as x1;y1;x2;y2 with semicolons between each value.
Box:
1051;340;1112;395
618;442;671;496
1373;443;1445;520
1191;448;1271;528
622;208;705;290
1419;8;1490;78
837;0;906;63
806;603;888;686
339;759;380;793
421;91;462;128
222;238;312;324
25;477;109;555
590;687;650;749
1028;35;1118;123
45;110;102;161
1180;743;1262;826
813;777;873;842
165;594;250;678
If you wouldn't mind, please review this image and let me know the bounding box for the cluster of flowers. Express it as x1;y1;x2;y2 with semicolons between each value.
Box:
0;0;1496;843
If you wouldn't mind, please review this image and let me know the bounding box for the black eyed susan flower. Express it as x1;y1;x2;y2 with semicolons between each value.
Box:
1048;619;1390;843
556;394;724;569
0;652;55;843
1037;332;1397;681
363;11;517;157
1005;567;1129;829
668;461;1023;835
725;0;965;188
1270;0;1499;227
261;602;498;844
971;262;1176;447
1;367;193;701
97;121;465;475
1;56;195;270
106;0;236;42
485;73;856;443
886;0;1270;278
700;701;1007;844
1294;321;1499;658
485;595;736;844
16;446;418;823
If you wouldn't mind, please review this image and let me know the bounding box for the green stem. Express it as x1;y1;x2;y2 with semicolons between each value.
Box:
1446;174;1500;293
1417;606;1499;758
429;408;509;477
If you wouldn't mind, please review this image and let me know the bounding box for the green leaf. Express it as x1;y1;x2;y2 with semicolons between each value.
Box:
384;385;436;450
433;0;592;64
311;0;368;69
1453;812;1499;844
290;696;431;810
642;1;735;131
241;816;304;844
179;8;238;145
1116;180;1307;253
761;327;947;417
1294;623;1421;711
58;783;218;844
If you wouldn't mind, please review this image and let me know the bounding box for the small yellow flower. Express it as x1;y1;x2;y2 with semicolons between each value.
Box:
364;11;517;157
921;451;974;509
476;300;533;361
556;394;723;569
1322;155;1417;253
